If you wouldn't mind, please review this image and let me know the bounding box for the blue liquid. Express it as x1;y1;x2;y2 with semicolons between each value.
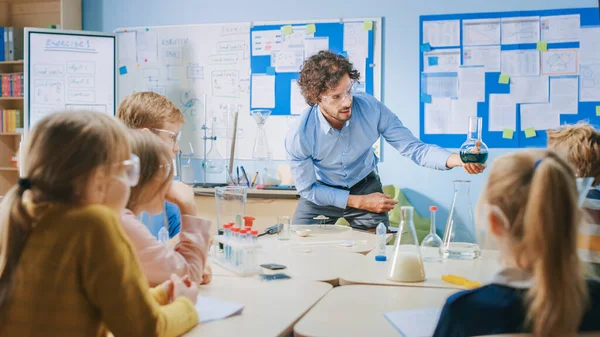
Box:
460;151;488;164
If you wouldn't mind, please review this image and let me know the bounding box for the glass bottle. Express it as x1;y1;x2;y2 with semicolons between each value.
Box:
459;116;489;165
251;109;271;160
205;117;225;174
442;180;481;260
387;206;426;282
420;206;443;262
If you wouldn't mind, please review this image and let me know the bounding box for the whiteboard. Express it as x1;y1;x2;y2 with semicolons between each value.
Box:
24;28;117;130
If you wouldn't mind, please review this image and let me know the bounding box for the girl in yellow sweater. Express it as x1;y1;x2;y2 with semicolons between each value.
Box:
0;111;200;337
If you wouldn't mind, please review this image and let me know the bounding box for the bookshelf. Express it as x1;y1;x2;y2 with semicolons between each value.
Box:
0;0;81;195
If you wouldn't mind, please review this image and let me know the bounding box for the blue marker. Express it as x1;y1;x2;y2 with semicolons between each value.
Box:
240;166;250;187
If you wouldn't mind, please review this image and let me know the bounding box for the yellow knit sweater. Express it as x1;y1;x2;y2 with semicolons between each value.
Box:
0;204;199;337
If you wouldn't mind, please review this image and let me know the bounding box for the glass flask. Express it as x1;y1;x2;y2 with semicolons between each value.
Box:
420;206;443;263
387;206;426;282
215;186;247;232
442;180;481;260
459;116;489;165
251;110;272;160
576;177;594;207
205;117;225;174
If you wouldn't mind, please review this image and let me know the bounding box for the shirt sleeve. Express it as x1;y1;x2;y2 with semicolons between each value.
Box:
79;205;199;337
376;97;452;170
432;300;465;337
285;127;350;209
165;201;181;238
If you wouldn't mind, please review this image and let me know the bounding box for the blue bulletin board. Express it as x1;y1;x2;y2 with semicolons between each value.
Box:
420;7;600;149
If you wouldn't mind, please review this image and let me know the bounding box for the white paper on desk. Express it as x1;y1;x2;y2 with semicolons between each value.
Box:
272;50;304;73
520;103;560;131
291;79;309;115
458;66;485;102
450;99;478;134
550;77;578;114
384;308;441;337
117;31;137;65
424;97;451;134
421;73;458;98
501;16;540;44
541;14;580;43
252;30;282;56
510;76;548;104
424;49;460;73
463;45;501;72
304;37;329;59
541;49;578;76
423;20;460;47
489;94;516;131
195;295;244;323
579;27;600;64
580;64;600;102
251;74;275;108
462;18;500;46
501;50;540;77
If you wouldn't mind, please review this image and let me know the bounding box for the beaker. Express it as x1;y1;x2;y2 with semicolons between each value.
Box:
442;180;481;260
215;186;247;232
387;206;426;282
459;116;488;164
576;177;594;207
277;216;291;240
251;110;272;160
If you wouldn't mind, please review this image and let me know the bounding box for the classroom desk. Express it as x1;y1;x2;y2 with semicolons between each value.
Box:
294;285;457;337
184;276;332;337
339;246;501;289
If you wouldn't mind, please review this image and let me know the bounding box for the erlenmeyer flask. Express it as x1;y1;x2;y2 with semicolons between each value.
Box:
442;180;481;260
251;110;271;160
420;206;443;262
576;177;594;207
459;116;489;164
387;206;426;282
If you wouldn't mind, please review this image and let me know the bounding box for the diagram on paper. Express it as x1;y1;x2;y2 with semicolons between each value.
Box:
501;17;540;44
580;64;600;102
462;19;500;46
541;49;578;75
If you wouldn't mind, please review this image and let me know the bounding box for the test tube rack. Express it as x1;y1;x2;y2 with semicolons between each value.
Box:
212;235;261;276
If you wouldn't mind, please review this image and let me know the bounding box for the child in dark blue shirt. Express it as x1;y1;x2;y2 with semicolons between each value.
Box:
433;150;600;337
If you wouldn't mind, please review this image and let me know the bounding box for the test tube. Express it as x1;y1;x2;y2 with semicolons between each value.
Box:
231;227;240;266
223;224;232;261
251;230;258;244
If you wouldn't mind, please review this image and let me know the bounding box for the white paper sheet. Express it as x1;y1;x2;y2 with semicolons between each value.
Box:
579;27;600;64
458;66;485;102
462;18;501;46
252;30;282;56
520;103;560;130
463;45;501;72
117;31;137;65
550;77;578;114
195;295;244;323
344;22;369;58
281;26;313;51
136;30;158;63
423;49;460;73
541;49;578;76
291;79;309;115
450;99;478;134
510;76;549;104
421;73;458;98
501;16;540;44
424;97;451;134
251;74;275;108
348;52;367;83
422;20;460;47
489;94;517;131
580;64;600;102
541;14;580;43
271;50;304;73
384;308;441;337
304;37;329;59
501;50;540;77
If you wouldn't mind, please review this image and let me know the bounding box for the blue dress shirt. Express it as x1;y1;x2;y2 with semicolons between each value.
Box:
285;92;451;209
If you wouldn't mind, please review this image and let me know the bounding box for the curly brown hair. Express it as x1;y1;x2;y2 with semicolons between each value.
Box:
298;51;360;106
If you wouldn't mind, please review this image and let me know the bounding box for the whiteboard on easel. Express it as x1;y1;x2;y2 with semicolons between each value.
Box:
24;28;117;130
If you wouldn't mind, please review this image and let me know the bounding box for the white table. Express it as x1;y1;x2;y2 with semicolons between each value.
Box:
294;285;457;337
184;276;332;337
339;246;501;289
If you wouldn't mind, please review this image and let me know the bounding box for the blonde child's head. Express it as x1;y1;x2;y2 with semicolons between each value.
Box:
117;92;184;154
126;129;174;215
479;149;586;337
547;122;600;187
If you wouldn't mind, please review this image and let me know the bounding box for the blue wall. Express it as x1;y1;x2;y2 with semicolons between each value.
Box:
83;0;597;230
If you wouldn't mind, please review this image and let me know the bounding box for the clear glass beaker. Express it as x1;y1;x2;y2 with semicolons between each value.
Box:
459;116;489;165
442;180;481;260
420;206;443;262
576;177;594;207
215;186;247;232
387;206;426;282
277;216;291;240
251;110;272;160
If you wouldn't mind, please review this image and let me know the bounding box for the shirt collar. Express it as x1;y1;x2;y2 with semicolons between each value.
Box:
490;267;534;289
316;105;351;135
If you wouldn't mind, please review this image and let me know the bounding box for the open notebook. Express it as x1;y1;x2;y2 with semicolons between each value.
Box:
195;296;244;323
384;308;441;337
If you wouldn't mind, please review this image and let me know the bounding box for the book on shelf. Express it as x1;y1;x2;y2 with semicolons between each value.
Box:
0;108;23;133
0;72;24;97
0;27;23;62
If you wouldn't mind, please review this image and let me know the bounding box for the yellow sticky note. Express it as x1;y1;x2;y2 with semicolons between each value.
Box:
502;129;514;139
306;23;316;34
537;41;548;51
499;74;510;84
596;106;600;116
525;127;537;138
363;21;373;31
282;25;293;35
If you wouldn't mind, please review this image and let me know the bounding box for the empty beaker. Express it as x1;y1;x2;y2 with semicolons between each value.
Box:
459;116;488;165
442;180;481;260
215;186;247;232
387;206;426;282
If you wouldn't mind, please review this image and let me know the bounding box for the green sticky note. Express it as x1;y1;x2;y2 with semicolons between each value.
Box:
499;74;510;84
306;24;316;34
282;25;293;35
596;106;600;116
537;41;548;51
525;128;537;138
502;129;514;139
363;21;373;31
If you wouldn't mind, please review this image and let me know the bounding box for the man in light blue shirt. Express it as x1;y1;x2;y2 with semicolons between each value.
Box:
286;51;484;230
